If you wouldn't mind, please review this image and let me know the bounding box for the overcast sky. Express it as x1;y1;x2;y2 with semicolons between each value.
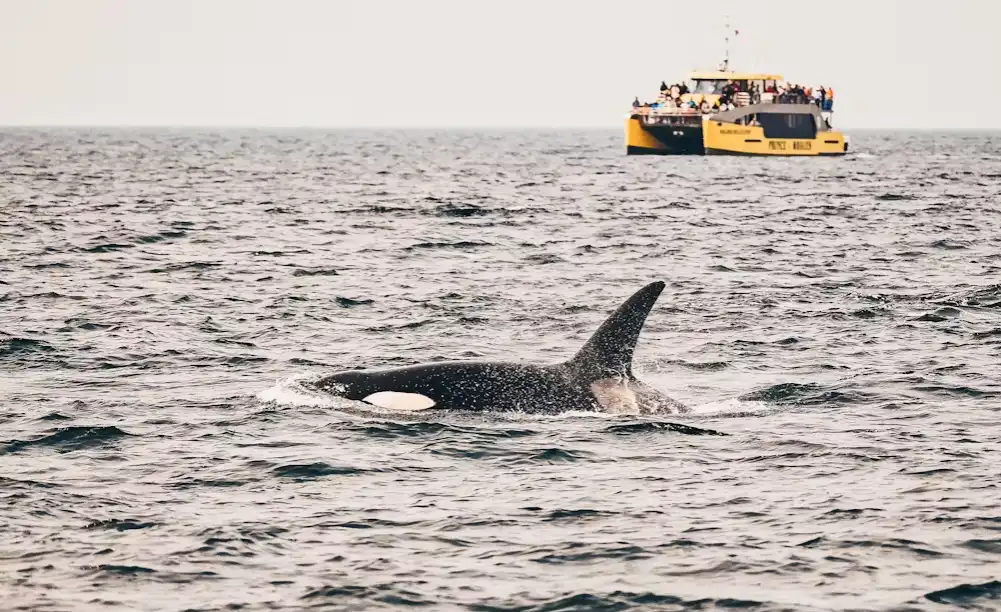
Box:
1;0;997;129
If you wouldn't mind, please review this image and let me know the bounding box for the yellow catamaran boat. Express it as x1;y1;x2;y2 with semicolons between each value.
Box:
625;55;847;156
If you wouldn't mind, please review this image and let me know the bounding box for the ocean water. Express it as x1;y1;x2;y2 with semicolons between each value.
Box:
1;128;1000;611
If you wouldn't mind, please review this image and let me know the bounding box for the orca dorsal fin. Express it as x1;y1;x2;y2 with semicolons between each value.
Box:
566;281;666;382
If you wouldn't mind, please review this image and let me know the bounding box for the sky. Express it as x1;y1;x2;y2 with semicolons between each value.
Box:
0;0;998;129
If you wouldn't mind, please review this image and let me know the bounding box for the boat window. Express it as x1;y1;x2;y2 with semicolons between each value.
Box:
757;113;817;139
692;80;726;95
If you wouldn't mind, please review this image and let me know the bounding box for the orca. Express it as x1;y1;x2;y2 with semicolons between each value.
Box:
313;281;687;414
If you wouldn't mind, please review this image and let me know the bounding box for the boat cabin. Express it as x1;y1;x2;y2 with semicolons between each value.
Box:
701;102;848;155
684;71;783;103
712;103;833;138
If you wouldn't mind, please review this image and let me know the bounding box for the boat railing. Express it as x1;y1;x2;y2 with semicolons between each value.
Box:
633;111;705;126
633;107;702;116
632;94;833;121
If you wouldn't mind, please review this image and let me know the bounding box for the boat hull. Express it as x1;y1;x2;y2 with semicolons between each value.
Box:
702;119;847;156
625;105;848;157
624;115;704;155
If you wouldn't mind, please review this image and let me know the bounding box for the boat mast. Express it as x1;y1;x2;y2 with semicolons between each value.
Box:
722;15;731;72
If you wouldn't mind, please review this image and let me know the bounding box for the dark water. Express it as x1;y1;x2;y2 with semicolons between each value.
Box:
2;128;1000;611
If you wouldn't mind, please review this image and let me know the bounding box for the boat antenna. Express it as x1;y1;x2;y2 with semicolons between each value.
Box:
722;15;731;72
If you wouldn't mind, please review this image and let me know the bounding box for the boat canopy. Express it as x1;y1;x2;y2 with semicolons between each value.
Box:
688;72;784;82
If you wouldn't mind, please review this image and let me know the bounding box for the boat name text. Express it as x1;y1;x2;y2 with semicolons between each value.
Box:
768;141;813;151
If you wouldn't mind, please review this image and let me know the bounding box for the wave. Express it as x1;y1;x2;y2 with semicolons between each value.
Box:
272;462;372;479
147;261;223;273
405;240;493;251
95;564;156;575
934;283;1001;308
738;382;873;407
690;398;773;417
85;518;158;531
257;372;345;410
347;420;537;440
302;585;431;607
603;421;729;436
136;230;187;243
466;591;764;611
431;202;489;217
83;243;134;253
291;267;339;277
925;581;1001;606
0;336;56;357
335;296;374;307
1;425;130;454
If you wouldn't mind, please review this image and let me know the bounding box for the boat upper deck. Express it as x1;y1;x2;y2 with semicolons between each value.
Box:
631;72;836;123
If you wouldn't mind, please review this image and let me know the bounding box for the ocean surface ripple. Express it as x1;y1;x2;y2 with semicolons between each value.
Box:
2;128;1001;611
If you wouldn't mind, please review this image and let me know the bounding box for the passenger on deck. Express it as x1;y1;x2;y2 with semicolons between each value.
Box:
633;96;641;108
660;81;669;92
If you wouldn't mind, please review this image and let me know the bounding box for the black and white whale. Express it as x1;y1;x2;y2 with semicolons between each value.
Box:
313;281;687;414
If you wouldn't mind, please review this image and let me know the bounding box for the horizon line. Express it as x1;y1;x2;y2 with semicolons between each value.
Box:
0;123;995;132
